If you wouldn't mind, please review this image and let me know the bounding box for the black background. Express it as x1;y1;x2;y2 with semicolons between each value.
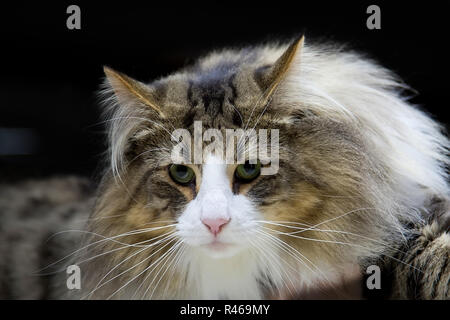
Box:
0;1;448;181
0;300;447;318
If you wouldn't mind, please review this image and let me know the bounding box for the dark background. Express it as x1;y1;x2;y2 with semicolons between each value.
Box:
0;1;448;182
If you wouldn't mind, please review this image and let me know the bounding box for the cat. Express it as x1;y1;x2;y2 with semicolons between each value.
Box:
0;176;93;299
0;35;448;299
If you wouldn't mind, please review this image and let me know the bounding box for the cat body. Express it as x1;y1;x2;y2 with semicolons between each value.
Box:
0;177;93;299
1;36;448;299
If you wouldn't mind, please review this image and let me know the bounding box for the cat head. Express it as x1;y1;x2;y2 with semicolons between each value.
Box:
84;36;419;298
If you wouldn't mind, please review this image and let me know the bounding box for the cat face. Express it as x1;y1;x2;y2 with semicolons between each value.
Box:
176;155;261;259
87;37;386;298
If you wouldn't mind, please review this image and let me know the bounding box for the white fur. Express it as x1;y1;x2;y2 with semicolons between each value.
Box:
176;156;276;298
275;42;449;202
175;155;339;299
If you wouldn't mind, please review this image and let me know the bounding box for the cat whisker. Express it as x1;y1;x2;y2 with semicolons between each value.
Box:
35;230;177;276
290;207;380;233
256;220;411;256
74;213;176;223
98;116;177;139
138;220;178;227
255;229;332;283
236;81;274;153
229;103;244;127
255;220;312;227
246;95;275;139
262;226;424;274
131;240;181;299
75;231;177;267
48;224;177;247
71;213;130;222
160;245;186;299
83;235;179;299
247;233;297;297
144;241;185;299
105;238;182;300
36;224;177;273
103;116;183;183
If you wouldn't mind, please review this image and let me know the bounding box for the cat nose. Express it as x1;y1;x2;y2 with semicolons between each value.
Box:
201;218;230;236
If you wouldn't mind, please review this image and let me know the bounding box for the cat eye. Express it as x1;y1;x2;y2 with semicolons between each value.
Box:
235;160;261;182
169;164;195;185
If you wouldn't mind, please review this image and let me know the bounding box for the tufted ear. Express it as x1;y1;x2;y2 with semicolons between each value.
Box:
256;35;304;103
103;66;165;118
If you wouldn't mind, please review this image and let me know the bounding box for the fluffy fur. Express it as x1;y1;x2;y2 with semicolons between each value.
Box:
0;177;93;299
74;37;448;299
1;36;448;300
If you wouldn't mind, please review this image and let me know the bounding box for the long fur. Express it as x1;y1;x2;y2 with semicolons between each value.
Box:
88;38;449;299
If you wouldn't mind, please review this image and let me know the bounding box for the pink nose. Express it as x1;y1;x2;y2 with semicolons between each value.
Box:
201;218;230;236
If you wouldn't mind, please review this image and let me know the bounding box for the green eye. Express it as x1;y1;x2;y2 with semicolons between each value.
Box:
235;160;261;182
169;164;195;185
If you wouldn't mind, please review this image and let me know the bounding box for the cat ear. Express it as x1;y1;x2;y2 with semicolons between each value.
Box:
257;35;304;103
103;66;165;118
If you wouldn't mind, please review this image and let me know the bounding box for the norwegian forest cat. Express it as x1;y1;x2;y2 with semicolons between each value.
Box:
0;36;449;299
